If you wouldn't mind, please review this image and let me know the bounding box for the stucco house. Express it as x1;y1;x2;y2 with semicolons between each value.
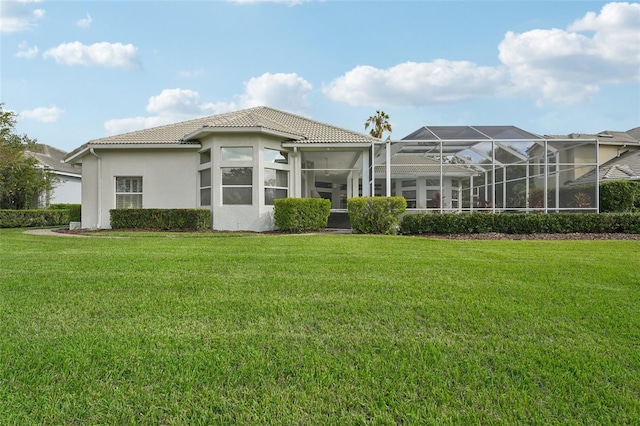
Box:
546;127;640;186
28;144;82;206
64;107;378;230
65;107;603;231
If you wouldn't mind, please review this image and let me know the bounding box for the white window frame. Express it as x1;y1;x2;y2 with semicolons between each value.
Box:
220;147;254;206
115;176;143;209
264;168;288;205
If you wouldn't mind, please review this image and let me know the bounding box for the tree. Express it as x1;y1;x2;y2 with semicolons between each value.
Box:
364;110;392;139
0;104;55;209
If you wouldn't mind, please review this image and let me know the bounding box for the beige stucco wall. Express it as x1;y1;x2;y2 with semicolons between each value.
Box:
77;131;369;231
198;133;291;232
80;148;198;229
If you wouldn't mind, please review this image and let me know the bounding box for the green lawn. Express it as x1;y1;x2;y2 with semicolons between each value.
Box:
1;228;638;424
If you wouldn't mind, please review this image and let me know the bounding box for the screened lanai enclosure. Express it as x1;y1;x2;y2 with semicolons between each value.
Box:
296;126;599;213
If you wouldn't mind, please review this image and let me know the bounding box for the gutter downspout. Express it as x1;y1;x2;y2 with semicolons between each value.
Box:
89;148;102;229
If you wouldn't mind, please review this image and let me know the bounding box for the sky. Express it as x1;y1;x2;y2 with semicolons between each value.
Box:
1;0;639;153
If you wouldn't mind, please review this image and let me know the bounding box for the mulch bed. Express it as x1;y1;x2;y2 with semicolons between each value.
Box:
52;228;640;240
408;232;640;240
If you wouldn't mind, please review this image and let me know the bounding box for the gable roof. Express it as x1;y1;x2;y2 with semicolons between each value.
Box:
626;126;640;141
27;144;81;176
65;106;376;162
546;127;640;145
568;149;640;185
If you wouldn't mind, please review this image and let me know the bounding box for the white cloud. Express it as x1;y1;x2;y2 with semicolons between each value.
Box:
104;89;236;134
146;88;225;116
103;73;313;134
15;40;39;58
324;61;508;107
43;41;140;69
325;2;640;108
76;13;92;28
498;1;640;105
20;106;64;123
0;0;45;33
238;72;312;113
103;116;177;135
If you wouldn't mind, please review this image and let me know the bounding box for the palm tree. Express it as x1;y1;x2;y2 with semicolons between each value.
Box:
364;110;392;139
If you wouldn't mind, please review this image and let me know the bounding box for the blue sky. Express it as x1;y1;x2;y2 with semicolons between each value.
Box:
1;0;639;153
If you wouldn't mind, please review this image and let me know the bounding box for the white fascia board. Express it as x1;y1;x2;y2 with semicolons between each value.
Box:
184;126;302;141
64;143;201;164
281;142;371;148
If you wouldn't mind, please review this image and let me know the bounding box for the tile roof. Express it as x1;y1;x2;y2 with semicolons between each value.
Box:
568;149;640;185
546;128;640;145
373;154;475;175
66;106;376;161
27;144;81;175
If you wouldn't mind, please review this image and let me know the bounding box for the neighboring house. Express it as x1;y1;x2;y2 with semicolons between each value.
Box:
545;127;640;184
27;144;82;206
568;149;640;186
64;107;602;231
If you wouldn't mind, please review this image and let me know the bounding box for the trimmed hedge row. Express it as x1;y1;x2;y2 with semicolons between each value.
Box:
110;209;211;230
0;209;69;228
49;203;81;222
400;212;640;235
348;196;407;234
273;198;331;233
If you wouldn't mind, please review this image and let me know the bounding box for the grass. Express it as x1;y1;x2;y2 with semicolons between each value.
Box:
0;228;639;424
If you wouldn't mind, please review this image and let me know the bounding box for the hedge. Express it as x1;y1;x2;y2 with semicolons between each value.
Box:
400;212;640;235
0;209;69;228
348;196;407;234
110;209;211;230
273;198;331;233
599;181;640;212
49;203;81;222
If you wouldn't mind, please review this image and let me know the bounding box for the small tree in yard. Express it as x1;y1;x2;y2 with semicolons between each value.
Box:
0;104;55;209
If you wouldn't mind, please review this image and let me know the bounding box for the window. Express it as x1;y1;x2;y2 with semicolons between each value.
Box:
199;168;211;206
450;180;460;209
199;149;211;164
427;189;441;208
222;147;253;161
425;178;440;187
264;169;288;205
222;167;252;205
115;177;143;209
540;152;557;175
402;190;416;208
264;148;288;164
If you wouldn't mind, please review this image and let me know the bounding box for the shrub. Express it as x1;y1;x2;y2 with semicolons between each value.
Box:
110;209;211;230
0;209;69;228
273;198;331;233
400;212;640;235
599;181;639;213
49;203;81;222
348;196;407;234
